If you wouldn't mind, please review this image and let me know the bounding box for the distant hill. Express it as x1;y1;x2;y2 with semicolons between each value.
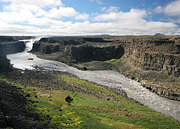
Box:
101;34;110;36
154;33;165;36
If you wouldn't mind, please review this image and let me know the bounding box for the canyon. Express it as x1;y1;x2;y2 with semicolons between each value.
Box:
31;36;180;101
1;36;180;128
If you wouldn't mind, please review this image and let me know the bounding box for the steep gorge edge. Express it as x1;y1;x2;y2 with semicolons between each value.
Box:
31;36;180;101
0;36;31;71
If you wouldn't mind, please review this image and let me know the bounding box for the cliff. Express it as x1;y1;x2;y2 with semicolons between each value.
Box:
0;36;28;71
32;37;123;64
32;36;180;100
0;41;25;55
0;55;11;72
112;36;180;100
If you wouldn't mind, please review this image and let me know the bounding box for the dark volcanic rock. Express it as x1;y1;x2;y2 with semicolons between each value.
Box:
65;43;124;62
0;36;28;72
0;81;49;129
0;36;15;43
0;41;25;55
12;36;33;41
82;37;107;42
0;55;11;72
32;37;124;63
0;36;33;42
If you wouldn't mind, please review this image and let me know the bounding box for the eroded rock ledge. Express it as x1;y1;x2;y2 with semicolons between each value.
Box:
31;36;180;101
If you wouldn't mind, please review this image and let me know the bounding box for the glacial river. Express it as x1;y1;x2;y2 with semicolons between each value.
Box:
7;38;180;122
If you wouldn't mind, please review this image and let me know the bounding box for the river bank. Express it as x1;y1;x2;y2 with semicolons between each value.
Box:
6;38;180;123
1;68;180;128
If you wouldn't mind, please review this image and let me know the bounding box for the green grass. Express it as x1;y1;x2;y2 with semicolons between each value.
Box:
0;76;180;129
85;65;108;70
105;58;121;64
25;87;141;129
0;77;24;88
59;75;126;101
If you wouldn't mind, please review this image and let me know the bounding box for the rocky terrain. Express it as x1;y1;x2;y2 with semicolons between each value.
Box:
32;36;180;100
0;79;49;129
31;37;124;65
0;36;32;71
112;36;180;100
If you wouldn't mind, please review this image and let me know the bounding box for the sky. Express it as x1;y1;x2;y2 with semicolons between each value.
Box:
0;0;180;36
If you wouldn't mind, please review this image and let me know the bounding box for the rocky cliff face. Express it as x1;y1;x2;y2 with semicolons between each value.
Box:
65;43;124;62
120;37;180;77
0;36;28;71
0;41;25;55
0;55;11;72
111;36;180;100
0;36;28;55
32;37;124;63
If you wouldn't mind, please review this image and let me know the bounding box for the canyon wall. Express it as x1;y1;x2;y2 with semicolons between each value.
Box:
111;36;180;100
32;37;124;63
0;36;28;71
116;37;180;77
0;41;25;55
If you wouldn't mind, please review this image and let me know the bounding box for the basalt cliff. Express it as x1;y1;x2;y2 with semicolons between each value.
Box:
32;37;124;64
0;36;32;71
31;36;180;101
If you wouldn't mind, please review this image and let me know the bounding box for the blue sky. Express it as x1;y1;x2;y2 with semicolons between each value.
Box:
0;0;180;36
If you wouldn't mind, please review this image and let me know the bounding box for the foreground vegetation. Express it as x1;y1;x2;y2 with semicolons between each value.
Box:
0;71;180;129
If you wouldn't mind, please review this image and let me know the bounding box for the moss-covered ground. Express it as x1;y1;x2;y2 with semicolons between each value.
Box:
0;73;180;129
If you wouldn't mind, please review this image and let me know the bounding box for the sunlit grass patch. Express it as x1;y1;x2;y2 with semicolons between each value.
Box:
0;76;180;129
59;75;125;101
105;58;121;64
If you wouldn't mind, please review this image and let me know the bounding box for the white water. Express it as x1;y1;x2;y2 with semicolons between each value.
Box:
7;39;180;122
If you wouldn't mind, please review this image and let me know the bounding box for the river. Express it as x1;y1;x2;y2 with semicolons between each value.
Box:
7;38;180;122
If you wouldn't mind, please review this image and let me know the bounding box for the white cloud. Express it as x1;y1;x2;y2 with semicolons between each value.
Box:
0;8;35;23
154;6;163;13
0;17;178;36
101;7;106;12
154;0;180;17
102;6;120;13
46;7;89;20
75;13;89;20
1;0;62;7
94;9;146;21
89;0;103;5
164;0;180;16
154;0;180;23
0;2;89;23
0;0;179;36
47;7;78;18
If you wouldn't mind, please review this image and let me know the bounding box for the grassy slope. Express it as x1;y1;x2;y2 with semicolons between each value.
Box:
0;75;180;129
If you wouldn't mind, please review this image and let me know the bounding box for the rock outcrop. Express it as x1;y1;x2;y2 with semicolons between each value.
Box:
0;80;49;128
65;43;124;62
124;38;180;77
0;41;25;55
0;55;11;72
0;36;29;71
112;36;180;100
32;37;124;64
